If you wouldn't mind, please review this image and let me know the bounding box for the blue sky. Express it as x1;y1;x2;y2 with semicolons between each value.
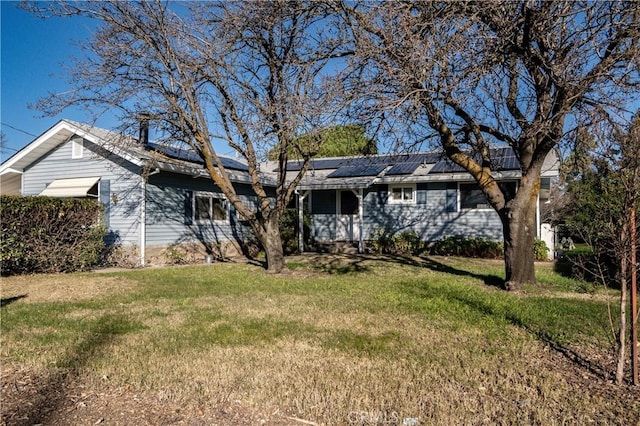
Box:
1;1;115;162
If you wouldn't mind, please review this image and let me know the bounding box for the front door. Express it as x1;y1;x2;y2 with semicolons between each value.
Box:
337;190;359;241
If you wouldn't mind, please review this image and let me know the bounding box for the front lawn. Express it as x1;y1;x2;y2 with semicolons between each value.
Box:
1;255;638;425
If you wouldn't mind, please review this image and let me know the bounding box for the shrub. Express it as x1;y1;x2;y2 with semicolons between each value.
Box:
394;230;423;255
0;195;106;275
534;239;549;261
279;208;312;255
162;243;188;265
428;236;550;260
369;228;423;255
429;236;503;258
370;227;396;254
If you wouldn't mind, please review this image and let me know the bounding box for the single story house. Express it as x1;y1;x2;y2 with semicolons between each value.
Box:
0;119;262;264
283;148;559;255
0;120;559;264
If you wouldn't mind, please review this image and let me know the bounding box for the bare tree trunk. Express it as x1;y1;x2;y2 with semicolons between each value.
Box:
616;223;629;384
502;172;540;290
253;215;286;273
502;203;537;290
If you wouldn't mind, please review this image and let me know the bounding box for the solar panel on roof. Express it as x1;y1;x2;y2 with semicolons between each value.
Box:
286;158;348;171
386;162;422;175
327;164;387;178
428;147;520;173
429;158;464;173
149;142;248;171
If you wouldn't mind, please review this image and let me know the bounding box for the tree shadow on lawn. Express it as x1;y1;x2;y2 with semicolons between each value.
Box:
4;314;141;426
451;291;611;381
416;256;505;288
1;294;27;307
299;254;504;286
304;254;374;274
412;257;611;380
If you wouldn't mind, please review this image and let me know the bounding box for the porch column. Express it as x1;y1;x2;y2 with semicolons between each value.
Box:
352;188;364;254
298;190;309;253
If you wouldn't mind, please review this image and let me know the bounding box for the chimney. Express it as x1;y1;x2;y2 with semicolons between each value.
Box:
138;112;150;146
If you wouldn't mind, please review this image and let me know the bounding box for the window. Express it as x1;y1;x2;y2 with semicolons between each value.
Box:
194;193;227;222
460;183;488;209
389;185;415;204
71;139;84;159
340;190;359;214
460;182;518;210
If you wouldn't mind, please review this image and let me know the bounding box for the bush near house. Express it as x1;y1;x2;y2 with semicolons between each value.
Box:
369;227;424;255
428;235;549;260
279;208;312;255
0;195;106;275
370;231;510;258
428;235;504;258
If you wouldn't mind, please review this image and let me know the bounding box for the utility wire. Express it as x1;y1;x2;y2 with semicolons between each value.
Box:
1;122;37;138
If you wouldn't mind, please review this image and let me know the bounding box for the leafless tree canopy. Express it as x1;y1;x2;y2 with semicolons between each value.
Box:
340;0;639;288
27;0;351;272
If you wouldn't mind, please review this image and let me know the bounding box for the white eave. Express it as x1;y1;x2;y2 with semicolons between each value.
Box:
0;119;145;175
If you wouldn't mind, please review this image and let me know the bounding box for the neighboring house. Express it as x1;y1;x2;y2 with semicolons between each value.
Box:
282;147;559;255
0;119;560;264
0;119;261;264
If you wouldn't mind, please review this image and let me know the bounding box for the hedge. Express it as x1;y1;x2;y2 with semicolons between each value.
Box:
1;195;106;275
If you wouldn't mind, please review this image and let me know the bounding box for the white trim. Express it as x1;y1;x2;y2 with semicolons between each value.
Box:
297;190;310;253
0;120;145;175
140;175;146;266
388;183;416;204
0;168;23;176
357;188;363;254
536;192;541;239
71;138;84;159
193;191;229;223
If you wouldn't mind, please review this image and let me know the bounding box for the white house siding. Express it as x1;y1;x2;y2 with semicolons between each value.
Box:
145;172;255;248
21;137;142;246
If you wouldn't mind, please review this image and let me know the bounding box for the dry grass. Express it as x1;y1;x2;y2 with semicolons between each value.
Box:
2;255;639;425
1;273;139;304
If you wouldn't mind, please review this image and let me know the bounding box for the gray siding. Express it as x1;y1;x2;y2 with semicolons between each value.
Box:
309;183;504;243
23;137;142;246
311;190;336;241
145;172;255;248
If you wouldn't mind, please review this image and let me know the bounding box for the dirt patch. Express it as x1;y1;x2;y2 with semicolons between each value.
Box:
0;275;138;304
0;366;308;426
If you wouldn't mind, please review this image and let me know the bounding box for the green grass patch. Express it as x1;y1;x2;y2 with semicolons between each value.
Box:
1;255;635;424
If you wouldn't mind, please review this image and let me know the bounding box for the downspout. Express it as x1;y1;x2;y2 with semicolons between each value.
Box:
140;167;160;266
358;188;364;254
536;191;541;239
140;175;146;266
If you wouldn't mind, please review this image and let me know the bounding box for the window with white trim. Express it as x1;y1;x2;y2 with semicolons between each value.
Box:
71;139;84;159
389;184;415;204
194;193;228;222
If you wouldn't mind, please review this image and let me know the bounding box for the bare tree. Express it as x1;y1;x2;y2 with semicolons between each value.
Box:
561;113;640;384
339;1;639;289
26;1;349;272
